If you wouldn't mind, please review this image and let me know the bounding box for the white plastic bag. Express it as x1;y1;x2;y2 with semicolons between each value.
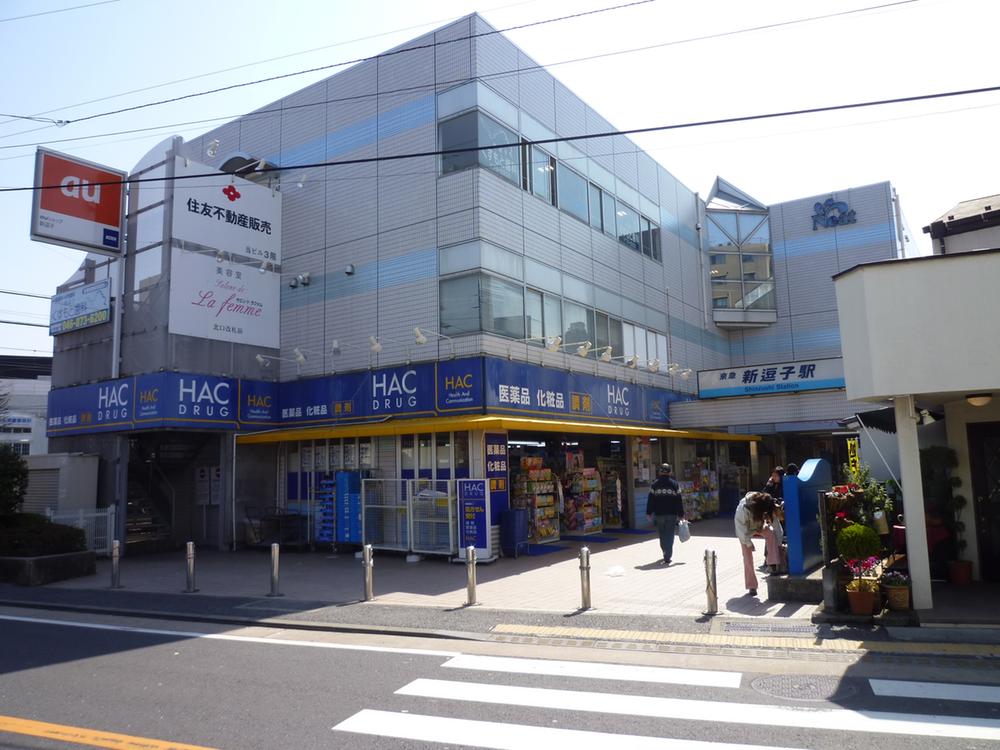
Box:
677;519;691;543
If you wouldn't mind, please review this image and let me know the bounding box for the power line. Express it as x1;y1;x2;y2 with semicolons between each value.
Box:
0;0;923;155
3;81;998;194
0;320;48;329
0;0;117;23
0;289;51;301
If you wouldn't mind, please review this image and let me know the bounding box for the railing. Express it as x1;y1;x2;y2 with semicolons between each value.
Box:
361;479;458;556
45;506;117;557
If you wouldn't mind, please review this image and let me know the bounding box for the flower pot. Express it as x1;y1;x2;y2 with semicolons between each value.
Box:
846;588;879;615
948;559;973;586
882;584;910;611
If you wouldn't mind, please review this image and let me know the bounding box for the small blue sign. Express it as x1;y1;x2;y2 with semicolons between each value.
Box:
458;479;489;551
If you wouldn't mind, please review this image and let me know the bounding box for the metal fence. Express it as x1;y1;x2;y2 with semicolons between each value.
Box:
45;506;116;557
361;479;457;556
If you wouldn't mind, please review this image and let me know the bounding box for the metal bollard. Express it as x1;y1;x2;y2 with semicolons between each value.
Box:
465;546;478;606
183;541;198;593
579;546;592;610
267;542;283;597
109;539;124;589
703;549;719;615
362;544;375;601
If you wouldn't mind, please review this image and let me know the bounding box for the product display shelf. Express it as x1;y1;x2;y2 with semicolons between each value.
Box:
679;459;720;521
512;457;560;544
562;467;603;535
597;458;624;529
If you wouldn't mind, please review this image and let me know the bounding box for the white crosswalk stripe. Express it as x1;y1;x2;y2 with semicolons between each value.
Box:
396;678;1000;741
334;709;806;750
441;653;742;688
870;678;1000;704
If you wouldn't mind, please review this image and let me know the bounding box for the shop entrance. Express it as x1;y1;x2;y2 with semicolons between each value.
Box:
969;421;1000;581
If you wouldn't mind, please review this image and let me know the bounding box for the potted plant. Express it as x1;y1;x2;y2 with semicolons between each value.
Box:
836;523;883;614
920;446;972;585
880;569;911;610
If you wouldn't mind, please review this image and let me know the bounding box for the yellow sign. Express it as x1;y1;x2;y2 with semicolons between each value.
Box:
847;437;859;473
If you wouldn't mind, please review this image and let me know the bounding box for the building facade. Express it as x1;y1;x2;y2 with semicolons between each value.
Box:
46;14;908;555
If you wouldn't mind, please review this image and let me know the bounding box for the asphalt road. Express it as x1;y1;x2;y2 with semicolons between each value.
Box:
1;609;999;750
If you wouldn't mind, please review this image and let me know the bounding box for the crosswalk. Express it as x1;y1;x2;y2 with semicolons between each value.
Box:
333;654;1000;748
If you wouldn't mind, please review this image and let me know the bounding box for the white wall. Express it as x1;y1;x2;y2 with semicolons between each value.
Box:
835;251;1000;401
933;225;1000;255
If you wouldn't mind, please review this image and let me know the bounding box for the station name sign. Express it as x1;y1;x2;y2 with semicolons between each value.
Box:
698;357;845;399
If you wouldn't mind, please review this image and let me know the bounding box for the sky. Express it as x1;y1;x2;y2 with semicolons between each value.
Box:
1;0;997;358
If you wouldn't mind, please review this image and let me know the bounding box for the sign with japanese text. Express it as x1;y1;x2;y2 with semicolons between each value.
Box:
847;437;859;473
697;357;845;399
31;148;126;256
49;279;111;335
485;432;509;523
457;478;491;560
167;247;280;347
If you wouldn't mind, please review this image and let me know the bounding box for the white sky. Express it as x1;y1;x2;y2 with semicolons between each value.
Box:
1;0;997;357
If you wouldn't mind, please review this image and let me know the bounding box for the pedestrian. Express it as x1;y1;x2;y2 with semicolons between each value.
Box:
646;463;684;565
734;491;783;596
763;466;784;501
784;462;799;477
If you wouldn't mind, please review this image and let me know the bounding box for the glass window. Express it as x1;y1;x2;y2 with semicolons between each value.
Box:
528;145;555;203
709;253;738;281
588;184;603;231
134;247;162;289
525;288;543;341
609;317;624;357
741;254;773;281
651;223;661;261
602;191;616;237
556;163;589;223
400;435;414;472
418;434;433;477
478;113;519;184
436;433;451;474
481;275;525;338
656;333;667;368
543;294;561;341
707;213;737;249
738;213;769;248
744;281;776;310
616;203;640;252
622;322;636;357
440;275;480;335
440;111;478;175
595;311;610;353
454;431;470;479
562;300;592;348
640;216;652;257
634;326;648;363
711;280;743;309
646;330;658;364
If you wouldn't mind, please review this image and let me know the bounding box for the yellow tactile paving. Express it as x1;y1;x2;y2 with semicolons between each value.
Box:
491;623;1000;657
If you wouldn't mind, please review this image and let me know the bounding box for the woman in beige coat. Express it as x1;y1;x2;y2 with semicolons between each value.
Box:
734;491;783;597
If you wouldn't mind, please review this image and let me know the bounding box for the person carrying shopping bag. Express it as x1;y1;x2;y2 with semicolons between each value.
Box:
734;491;783;597
646;463;684;565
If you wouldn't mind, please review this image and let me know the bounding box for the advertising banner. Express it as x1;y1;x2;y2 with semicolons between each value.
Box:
698;357;845;399
484;432;509;523
49;279;111;335
31;148;126;256
457;478;491;561
168;248;280;347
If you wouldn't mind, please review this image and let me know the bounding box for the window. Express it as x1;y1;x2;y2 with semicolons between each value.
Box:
650;223;661;261
440;111;478;175
477;114;519;184
616;203;640;252
588;184;603;231
543;294;562;341
707;213;737;248
440;275;481;335
711;280;743;309
556;164;589;223
595;311;610;353
707;208;776;314
525;288;543;341
562;300;593;349
622;322;636;357
640;216;652;257
602;191;616;237
609;318;624;357
527;144;555;203
481;275;525;338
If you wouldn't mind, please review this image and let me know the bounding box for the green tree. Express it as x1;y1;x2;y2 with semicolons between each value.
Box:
0;444;29;515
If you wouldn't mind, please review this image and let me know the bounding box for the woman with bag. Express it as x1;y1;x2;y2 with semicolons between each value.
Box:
734;491;783;597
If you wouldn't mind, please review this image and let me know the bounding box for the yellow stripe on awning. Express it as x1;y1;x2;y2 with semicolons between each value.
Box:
236;414;758;444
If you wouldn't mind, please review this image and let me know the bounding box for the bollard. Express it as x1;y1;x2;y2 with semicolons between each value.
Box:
362;544;374;601
465;546;478;606
109;539;124;589
703;549;719;615
579;546;592;610
183;541;198;593
267;542;283;597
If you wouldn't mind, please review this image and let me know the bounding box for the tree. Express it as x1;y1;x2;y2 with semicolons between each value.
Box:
0;444;28;515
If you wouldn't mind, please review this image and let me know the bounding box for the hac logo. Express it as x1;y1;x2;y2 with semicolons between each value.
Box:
444;373;473;390
372;370;418;411
178;378;230;417
812;198;857;230
97;382;129;422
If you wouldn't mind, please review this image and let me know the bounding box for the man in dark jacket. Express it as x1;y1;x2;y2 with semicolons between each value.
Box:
646;463;684;565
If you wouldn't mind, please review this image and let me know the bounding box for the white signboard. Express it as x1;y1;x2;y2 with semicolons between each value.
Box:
31;148;126;256
49;279;111;335
168;248;280;347
698;357;845;399
171;157;282;265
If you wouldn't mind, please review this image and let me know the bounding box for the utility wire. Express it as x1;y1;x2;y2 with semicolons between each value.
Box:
0;0;922;154
0;320;48;329
3;81;998;194
0;0;117;23
0;289;51;300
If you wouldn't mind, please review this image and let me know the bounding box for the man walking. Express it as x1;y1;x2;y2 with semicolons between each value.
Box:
646;463;684;565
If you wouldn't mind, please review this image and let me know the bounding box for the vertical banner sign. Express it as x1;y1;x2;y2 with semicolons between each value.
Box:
31;148;126;256
485;433;509;523
846;437;860;474
457;478;491;560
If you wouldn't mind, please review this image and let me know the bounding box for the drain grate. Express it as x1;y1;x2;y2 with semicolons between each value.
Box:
751;674;857;702
716;620;818;638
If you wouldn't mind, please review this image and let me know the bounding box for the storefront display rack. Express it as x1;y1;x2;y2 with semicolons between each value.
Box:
562;467;603;535
597;457;624;529
679;458;720;520
512;456;560;544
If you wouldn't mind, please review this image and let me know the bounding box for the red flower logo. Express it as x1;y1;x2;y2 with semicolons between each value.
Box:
223;185;241;202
